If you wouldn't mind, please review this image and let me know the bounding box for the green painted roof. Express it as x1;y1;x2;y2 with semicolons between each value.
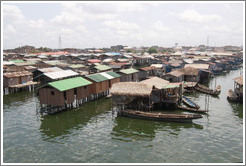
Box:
94;65;111;71
163;84;180;89
119;68;139;74
48;77;92;91
86;73;109;82
106;71;121;78
9;60;25;63
69;64;85;68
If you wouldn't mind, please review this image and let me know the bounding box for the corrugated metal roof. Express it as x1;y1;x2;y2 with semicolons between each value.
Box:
119;68;139;74
86;73;109;82
44;70;78;80
9;60;25;63
4;71;33;78
87;59;101;63
38;67;63;73
48;77;92;91
106;71;121;78
94;65;111;71
184;64;209;70
167;70;184;77
69;64;85;69
100;72;114;79
233;76;243;85
163;84;180;89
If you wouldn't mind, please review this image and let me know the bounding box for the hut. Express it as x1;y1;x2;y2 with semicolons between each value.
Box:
118;68;139;82
183;67;199;82
33;67;64;83
163;70;184;82
3;71;37;94
139;66;157;81
90;65;112;73
40;70;79;86
85;71;120;99
233;76;243;102
38;77;92;111
110;82;153;111
68;64;87;73
141;77;182;106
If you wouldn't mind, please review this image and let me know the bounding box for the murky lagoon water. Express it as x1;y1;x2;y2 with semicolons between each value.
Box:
3;68;243;163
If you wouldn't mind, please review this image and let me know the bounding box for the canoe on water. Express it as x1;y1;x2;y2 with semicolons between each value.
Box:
182;96;200;109
120;109;203;123
195;84;221;96
177;105;208;114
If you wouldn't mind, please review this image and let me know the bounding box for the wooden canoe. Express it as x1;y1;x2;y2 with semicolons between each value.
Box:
182;96;200;109
195;84;221;96
227;89;238;102
177;105;208;113
120;109;203;123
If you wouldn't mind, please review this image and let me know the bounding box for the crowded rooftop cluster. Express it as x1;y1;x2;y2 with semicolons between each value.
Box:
3;44;243;113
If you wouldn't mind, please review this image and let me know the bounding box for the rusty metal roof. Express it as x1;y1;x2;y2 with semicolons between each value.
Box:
233;76;243;85
140;66;156;71
167;70;184;77
4;71;33;78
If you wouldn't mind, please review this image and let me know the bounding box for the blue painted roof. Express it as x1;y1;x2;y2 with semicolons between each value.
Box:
105;52;122;56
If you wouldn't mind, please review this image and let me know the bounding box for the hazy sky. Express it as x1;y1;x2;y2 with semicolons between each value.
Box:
2;2;244;49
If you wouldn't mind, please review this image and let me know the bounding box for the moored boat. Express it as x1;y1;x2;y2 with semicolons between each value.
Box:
177;105;207;113
182;96;200;109
227;89;238;102
195;84;221;96
120;109;203;123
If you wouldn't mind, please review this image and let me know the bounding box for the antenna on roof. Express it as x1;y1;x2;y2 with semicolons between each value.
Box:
207;35;209;48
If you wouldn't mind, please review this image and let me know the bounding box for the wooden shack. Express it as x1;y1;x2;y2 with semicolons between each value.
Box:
139;66;157;81
33;67;64;83
141;77;182;106
233;76;243;102
38;77;92;111
118;68;139;82
110;82;153;111
163;70;184;82
40;69;79;86
90;65;112;73
3;71;37;94
183;67;199;82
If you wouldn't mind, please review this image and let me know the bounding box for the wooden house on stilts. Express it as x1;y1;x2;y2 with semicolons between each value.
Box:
38;77;92;113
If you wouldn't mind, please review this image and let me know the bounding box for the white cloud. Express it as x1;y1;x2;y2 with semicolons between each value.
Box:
204;25;231;33
153;21;170;32
3;4;25;22
103;20;140;31
4;24;17;34
180;10;222;22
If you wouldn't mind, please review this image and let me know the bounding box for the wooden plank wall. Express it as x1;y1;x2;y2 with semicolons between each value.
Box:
39;88;65;106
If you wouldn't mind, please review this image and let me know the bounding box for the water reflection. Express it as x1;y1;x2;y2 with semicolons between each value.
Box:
3;91;35;108
228;101;243;119
39;98;112;141
111;116;203;142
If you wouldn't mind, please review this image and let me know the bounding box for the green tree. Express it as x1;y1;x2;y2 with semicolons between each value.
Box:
148;47;157;54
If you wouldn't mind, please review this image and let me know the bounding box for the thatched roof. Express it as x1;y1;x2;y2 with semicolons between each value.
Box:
141;76;169;89
183;66;199;75
110;82;152;97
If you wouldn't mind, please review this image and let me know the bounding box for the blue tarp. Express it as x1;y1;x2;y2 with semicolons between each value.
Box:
105;52;122;56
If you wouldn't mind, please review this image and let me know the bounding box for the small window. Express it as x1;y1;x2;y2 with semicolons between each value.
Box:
51;91;55;95
84;86;87;89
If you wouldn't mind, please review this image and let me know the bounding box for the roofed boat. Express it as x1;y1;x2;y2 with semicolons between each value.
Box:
195;84;221;96
120;109;203;123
